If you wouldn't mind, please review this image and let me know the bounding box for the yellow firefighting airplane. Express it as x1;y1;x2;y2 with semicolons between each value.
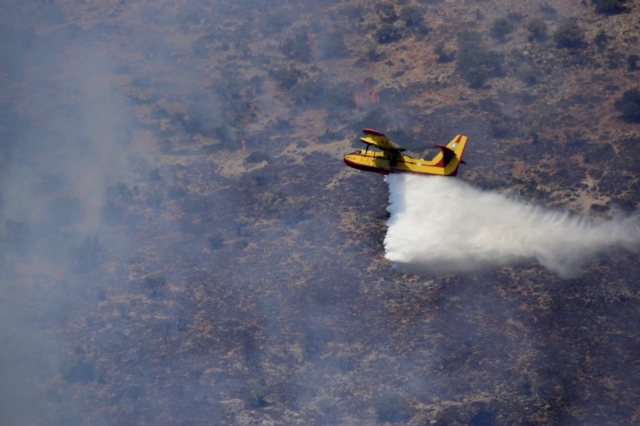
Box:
344;128;468;176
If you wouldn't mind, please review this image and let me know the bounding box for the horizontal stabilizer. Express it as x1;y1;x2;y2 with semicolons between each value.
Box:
434;144;456;167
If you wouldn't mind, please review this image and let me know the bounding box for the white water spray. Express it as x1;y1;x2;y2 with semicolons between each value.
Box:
384;174;640;278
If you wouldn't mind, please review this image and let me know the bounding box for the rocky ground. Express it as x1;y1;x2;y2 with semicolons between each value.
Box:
1;0;640;425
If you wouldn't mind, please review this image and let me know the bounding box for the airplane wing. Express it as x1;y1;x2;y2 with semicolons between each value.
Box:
360;128;406;152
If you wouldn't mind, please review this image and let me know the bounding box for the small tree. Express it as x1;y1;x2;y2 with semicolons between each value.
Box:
290;80;321;104
375;24;403;44
251;384;269;407
144;273;166;297
245;151;269;163
281;30;312;62
399;6;424;27
318;32;348;59
260;191;286;216
60;347;95;384
374;3;398;23
464;67;488;88
235;215;250;236
490;18;514;41
207;230;225;250
455;31;504;89
553;22;585;49
627;55;639;71
594;29;609;50
591;0;628;15
271;66;304;91
614;88;640;122
525;19;548;42
434;41;455;62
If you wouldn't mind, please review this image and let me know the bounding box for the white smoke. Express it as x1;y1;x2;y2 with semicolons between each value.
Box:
384;174;640;279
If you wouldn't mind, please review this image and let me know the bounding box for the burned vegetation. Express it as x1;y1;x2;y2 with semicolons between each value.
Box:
0;0;640;425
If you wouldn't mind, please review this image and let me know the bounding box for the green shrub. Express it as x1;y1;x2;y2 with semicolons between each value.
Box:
375;24;403;44
60;348;94;384
457;50;487;85
149;167;162;181
399;6;424;27
212;124;238;151
147;190;164;207
317;398;340;423
106;182;133;203
284;196;308;213
434;41;455;62
290;80;322;104
464;68;489;89
234;216;250;237
457;29;482;51
517;66;538;86
281;29;312;62
261;191;285;216
245;151;270;163
591;0;628;15
322;86;357;110
490;18;514;41
167;185;187;199
373;393;409;423
594;29;609;50
614;88;640;122
144;273;166;296
319;32;348;59
628;54;639;71
251;384;269;407
259;9;294;35
207;230;225;250
374;3;398;23
456;35;504;89
507;12;525;23
261;192;308;221
540;3;557;17
553;22;585;49
525;19;548;42
271;66;305;90
584;143;615;164
362;43;386;62
489;116;510;138
607;52;625;69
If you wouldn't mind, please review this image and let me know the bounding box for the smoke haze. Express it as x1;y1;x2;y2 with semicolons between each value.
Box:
385;174;640;278
2;0;640;424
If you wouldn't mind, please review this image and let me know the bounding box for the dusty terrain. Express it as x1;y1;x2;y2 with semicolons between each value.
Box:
1;0;640;425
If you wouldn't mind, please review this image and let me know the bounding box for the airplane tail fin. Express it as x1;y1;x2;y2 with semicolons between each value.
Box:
446;135;467;163
431;135;468;175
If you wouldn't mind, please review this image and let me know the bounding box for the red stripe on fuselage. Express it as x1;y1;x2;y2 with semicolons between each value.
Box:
344;156;459;177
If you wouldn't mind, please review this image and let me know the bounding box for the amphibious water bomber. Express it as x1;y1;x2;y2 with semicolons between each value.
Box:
344;128;468;176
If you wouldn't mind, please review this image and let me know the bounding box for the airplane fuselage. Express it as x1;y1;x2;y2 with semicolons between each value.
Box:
344;130;468;177
344;150;461;176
